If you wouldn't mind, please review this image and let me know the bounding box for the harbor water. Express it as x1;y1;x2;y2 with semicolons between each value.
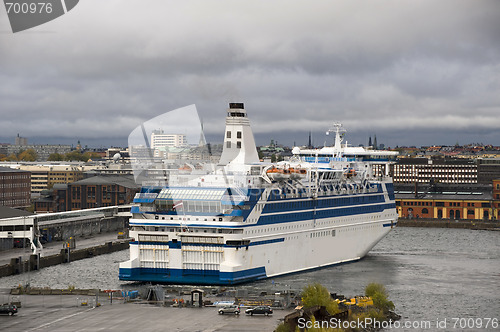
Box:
1;227;499;330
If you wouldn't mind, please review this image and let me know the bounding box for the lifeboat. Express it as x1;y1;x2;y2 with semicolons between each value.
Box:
289;167;307;180
178;164;192;173
344;168;357;178
266;166;290;180
266;166;306;181
290;167;307;175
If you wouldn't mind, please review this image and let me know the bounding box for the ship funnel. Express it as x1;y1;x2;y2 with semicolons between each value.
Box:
219;103;260;166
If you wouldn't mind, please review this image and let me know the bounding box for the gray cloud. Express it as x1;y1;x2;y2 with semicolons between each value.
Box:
1;0;500;147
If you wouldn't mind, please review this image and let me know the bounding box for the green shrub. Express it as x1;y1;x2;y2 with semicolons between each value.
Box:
365;282;386;298
365;283;394;313
301;283;339;315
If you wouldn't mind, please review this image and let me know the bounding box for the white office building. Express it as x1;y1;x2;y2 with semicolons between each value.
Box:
150;131;187;149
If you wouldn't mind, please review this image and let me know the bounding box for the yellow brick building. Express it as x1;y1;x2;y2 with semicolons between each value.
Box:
395;182;499;221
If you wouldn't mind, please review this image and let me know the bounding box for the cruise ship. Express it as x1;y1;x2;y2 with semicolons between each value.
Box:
119;103;398;285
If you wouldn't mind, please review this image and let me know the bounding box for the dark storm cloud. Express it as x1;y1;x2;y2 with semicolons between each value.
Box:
1;0;500;147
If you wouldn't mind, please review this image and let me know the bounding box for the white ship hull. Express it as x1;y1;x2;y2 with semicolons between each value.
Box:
119;186;397;285
119;103;398;285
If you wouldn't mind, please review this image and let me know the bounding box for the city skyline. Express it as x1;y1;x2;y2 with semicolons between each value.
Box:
1;128;500;151
1;1;500;148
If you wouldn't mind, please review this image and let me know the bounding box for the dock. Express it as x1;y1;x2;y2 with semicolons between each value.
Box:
0;233;129;278
397;218;500;230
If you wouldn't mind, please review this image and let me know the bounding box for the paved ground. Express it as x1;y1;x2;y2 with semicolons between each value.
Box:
0;233;123;266
0;290;291;332
0;236;292;331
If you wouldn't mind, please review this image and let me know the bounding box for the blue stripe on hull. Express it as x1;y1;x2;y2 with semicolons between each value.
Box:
130;204;396;228
119;266;267;285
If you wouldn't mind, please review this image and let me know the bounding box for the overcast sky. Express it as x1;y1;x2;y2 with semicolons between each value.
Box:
1;0;499;148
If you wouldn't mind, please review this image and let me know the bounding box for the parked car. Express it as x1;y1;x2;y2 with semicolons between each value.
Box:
218;305;240;315
0;304;18;316
245;306;273;316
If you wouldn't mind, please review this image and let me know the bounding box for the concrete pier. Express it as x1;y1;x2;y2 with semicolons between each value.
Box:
397;218;500;230
0;233;129;278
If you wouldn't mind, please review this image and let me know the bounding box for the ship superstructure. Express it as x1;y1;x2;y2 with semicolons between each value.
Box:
119;103;398;285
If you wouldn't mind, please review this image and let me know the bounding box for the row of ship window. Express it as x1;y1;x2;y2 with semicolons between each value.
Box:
277;224;385;241
132;226;242;234
155;200;223;213
246;216;385;235
262;205;386;222
311;230;336;238
264;195;384;212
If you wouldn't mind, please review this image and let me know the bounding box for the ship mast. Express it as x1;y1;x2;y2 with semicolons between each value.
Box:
326;122;346;158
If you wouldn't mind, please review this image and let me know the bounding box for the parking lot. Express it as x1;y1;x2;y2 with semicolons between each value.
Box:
0;292;292;332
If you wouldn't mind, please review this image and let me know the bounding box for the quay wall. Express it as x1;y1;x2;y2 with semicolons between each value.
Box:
397;218;500;230
0;240;129;278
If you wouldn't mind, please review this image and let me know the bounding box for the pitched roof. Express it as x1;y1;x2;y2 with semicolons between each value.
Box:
0;166;27;173
71;175;140;189
0;206;34;219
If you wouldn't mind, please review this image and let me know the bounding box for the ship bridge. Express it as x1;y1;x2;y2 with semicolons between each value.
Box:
132;186;262;219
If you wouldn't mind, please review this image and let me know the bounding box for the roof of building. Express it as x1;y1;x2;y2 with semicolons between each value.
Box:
0;166;27;173
394;183;493;201
0;206;34;219
71;175;140;189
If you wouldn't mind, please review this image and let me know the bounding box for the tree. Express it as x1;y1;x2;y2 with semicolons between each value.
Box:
6;153;18;161
64;150;84;161
301;283;339;315
63;150;101;162
17;149;37;161
47;153;64;161
26;204;35;213
365;283;394;313
82;151;101;161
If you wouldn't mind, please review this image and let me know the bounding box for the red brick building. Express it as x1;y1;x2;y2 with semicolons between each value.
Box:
34;184;70;213
34;175;140;212
0;166;31;209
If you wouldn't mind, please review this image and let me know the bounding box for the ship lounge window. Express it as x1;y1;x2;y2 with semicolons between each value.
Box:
226;141;231;148
237;141;241;149
237;131;242;138
227;131;231;138
230;112;245;117
226;240;250;247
